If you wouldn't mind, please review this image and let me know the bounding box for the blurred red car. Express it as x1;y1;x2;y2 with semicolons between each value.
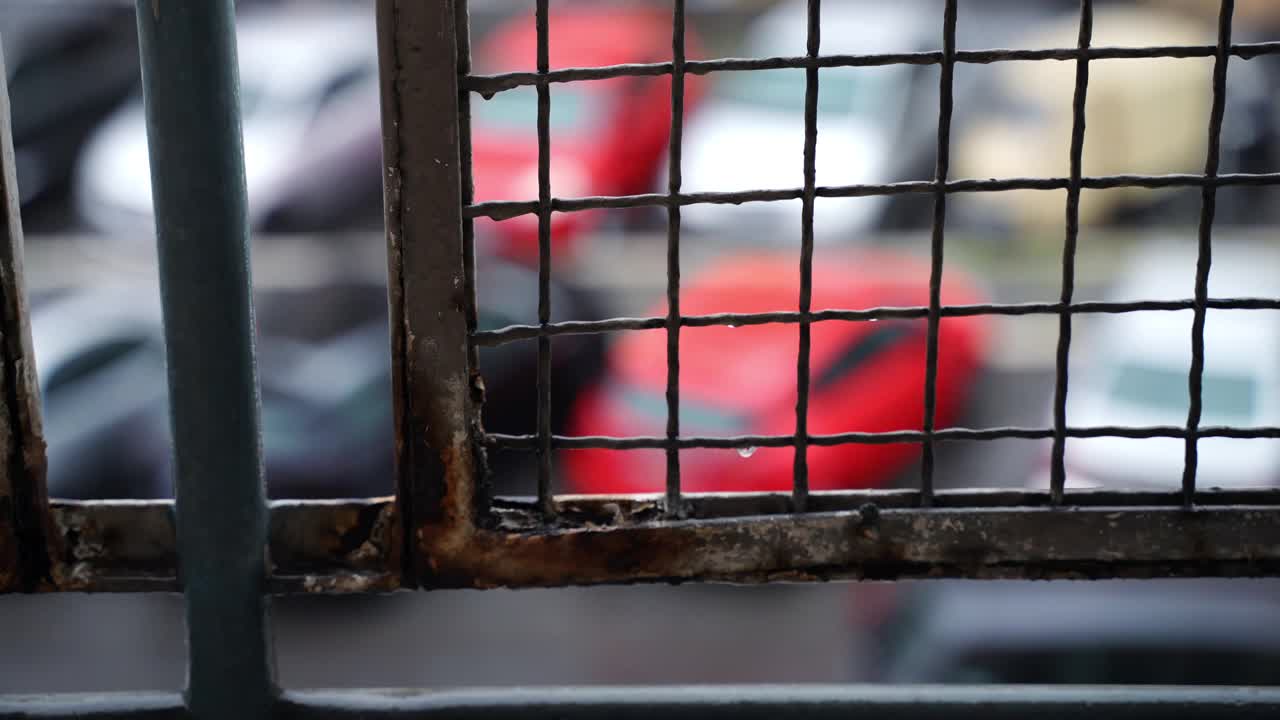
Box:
470;7;706;265
563;251;990;494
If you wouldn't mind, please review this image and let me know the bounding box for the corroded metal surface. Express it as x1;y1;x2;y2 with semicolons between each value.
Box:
269;499;400;594
50;501;177;592
377;0;485;588
0;37;51;594
39;500;399;595
14;491;1280;592
420;500;1280;589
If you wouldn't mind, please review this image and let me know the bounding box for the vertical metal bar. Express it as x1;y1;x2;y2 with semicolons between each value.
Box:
921;0;958;507
458;4;480;384
793;0;820;513
1184;0;1234;507
377;0;477;584
535;0;555;517
457;0;488;506
1050;0;1093;507
665;0;686;516
0;37;50;594
133;2;275;716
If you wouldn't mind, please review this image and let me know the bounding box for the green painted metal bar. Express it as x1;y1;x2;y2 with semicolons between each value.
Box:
276;686;1280;719
3;686;1280;720
133;2;275;717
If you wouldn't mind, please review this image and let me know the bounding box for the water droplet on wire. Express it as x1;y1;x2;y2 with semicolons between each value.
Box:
737;446;757;458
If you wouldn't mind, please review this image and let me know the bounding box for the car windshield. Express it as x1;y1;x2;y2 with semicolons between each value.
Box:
613;383;749;435
472;85;594;135
717;67;894;117
1109;362;1257;422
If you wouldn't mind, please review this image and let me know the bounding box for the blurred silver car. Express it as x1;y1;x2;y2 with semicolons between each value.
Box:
1028;242;1280;491
73;3;381;237
676;0;935;244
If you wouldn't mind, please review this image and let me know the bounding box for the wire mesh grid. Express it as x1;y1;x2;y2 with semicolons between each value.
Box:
459;0;1280;518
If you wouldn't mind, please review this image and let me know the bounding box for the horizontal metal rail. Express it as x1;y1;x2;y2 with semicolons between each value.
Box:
473;299;1280;346
44;499;397;594
466;172;1280;221
463;41;1280;95
276;686;1280;720
5;686;1280;720
485;425;1280;451
26;491;1280;592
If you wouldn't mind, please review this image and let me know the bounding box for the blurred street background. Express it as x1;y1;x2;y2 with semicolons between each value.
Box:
5;0;1280;693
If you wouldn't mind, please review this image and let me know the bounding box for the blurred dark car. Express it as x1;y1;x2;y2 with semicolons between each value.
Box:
470;5;708;265
877;580;1280;685
33;288;170;499
33;259;605;500
2;2;139;216
563;250;989;494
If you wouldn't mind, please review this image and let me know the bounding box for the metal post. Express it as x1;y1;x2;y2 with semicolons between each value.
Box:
0;37;51;594
134;2;275;717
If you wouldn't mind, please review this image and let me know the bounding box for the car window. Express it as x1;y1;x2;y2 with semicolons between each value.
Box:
42;337;148;396
813;322;917;392
472;85;595;135
716;67;896;117
612;383;750;435
1109;362;1256;422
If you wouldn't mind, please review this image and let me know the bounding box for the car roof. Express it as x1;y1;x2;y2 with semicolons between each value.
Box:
477;6;674;73
748;0;934;56
234;5;377;99
1093;242;1280;368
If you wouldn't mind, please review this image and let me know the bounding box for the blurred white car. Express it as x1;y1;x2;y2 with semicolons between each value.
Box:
676;0;934;243
1031;243;1280;491
74;4;380;237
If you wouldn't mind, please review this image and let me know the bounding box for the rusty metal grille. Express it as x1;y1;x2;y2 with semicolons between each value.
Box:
5;0;1280;597
376;0;1280;589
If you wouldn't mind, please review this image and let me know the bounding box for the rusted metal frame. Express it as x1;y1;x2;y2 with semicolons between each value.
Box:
665;0;687;516
1050;0;1092;506
31;490;1280;592
41;499;396;594
134;1;276;713
275;685;1280;719
793;0;820;513
0;37;51;594
486;423;1280;452
920;0;957;506
467;172;1280;220
1184;0;1234;506
463;41;1280;95
266;499;400;594
386;502;1280;588
47;501;176;593
474;298;1280;346
377;0;483;588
